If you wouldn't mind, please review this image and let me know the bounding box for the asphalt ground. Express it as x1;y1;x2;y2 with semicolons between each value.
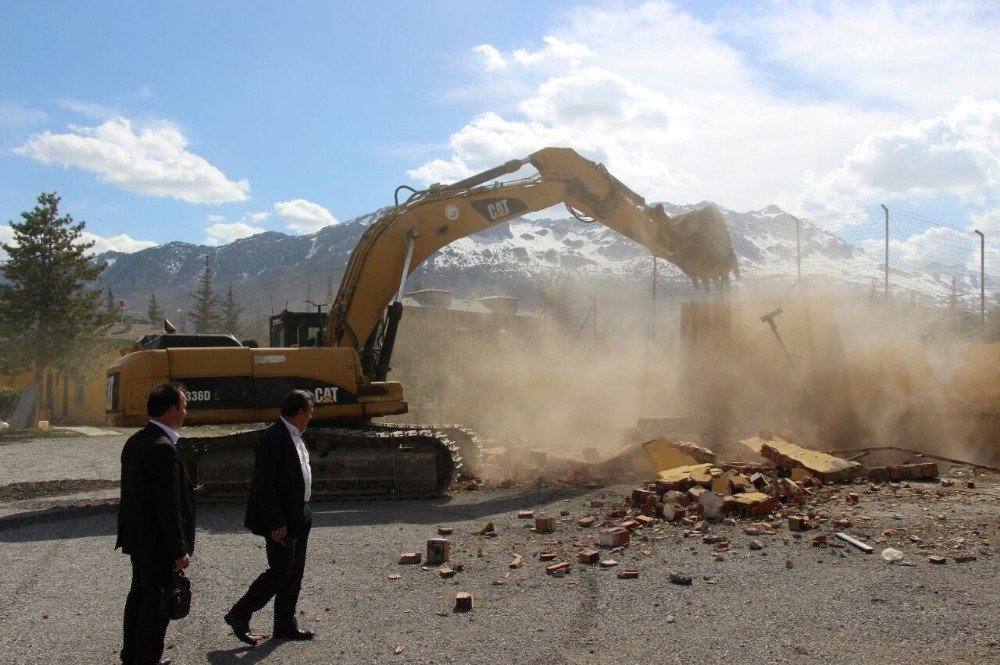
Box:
1;433;998;664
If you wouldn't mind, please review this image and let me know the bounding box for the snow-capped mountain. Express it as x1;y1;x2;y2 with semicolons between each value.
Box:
95;203;988;321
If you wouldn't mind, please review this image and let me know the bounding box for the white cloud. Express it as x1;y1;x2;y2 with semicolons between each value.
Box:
860;225;981;271
741;1;1000;115
511;35;593;68
80;231;157;255
274;199;338;233
205;221;267;246
801;99;1000;209
0;224;155;258
16;116;250;204
55;98;118;120
203;211;270;245
473;44;506;70
970;207;1000;236
0;101;46;128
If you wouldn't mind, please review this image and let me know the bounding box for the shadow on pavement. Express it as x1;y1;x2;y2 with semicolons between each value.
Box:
206;638;280;663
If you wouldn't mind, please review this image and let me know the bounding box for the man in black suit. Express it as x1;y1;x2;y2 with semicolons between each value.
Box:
117;383;195;665
225;389;316;645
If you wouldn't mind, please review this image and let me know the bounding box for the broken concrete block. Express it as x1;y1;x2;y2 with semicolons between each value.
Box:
599;559;619;568
426;539;450;565
631;488;655;506
669;573;693;585
599;527;630;548
437;567;455;579
655;463;715;493
534;517;556;533
437;526;453;536
399;552;422;564
662;490;690;507
759;437;862;482
454;593;473;611
517;510;534;519
577;516;596;528
787;515;809;532
509;554;524;569
664;504;687;521
687;485;707;503
698;491;725;519
845;492;859;504
749;472;770;491
578;549;600;564
727;491;777;517
474;522;495;535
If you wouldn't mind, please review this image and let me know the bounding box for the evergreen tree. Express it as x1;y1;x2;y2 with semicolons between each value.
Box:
188;254;220;333
220;282;244;336
106;287;116;313
0;192;114;379
146;291;163;324
941;277;974;339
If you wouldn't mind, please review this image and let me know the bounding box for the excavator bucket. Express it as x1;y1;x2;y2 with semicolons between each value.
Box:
658;204;740;290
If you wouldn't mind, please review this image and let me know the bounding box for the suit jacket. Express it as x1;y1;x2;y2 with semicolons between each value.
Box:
244;420;309;539
116;422;196;562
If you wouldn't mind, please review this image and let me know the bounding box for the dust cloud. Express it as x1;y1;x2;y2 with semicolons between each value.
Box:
391;283;999;467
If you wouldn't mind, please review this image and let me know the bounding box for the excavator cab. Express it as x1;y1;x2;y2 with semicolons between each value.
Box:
269;310;328;347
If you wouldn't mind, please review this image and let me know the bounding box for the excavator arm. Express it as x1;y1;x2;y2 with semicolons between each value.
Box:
327;146;739;379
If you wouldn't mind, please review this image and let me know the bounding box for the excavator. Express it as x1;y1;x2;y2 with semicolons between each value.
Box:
105;147;739;499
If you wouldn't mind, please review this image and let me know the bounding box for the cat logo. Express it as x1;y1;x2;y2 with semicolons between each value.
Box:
314;386;338;404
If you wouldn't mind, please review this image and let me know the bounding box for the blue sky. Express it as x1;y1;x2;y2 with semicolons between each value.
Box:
2;1;998;274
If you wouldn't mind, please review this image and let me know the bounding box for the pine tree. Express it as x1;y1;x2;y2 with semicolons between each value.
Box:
941;277;974;339
146;291;162;324
220;282;244;336
106;287;116;312
0;192;114;380
188;254;220;333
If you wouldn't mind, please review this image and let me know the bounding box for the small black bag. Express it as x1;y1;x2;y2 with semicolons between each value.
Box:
161;570;191;620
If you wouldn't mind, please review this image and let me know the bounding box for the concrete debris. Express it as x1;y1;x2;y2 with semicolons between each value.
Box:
754;435;863;482
437;526;453;536
508;554;524;569
867;463;938;483
599;528;630;548
577;516;596;528
517;510;534;519
669;573;693;585
599;559;619;568
578;549;599;564
534;516;556;533
427;539;450;565
454;593;473;611
399;552;422;565
617;570;639;579
474;521;495;536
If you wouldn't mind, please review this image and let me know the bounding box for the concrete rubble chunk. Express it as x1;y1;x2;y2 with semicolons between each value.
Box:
454;593;473;611
509;554;524;569
578;549;600;564
757;436;863;482
577;516;596;528
399;552;422;564
599;528;630;548
655;463;715;493
698;491;725;519
474;521;495;535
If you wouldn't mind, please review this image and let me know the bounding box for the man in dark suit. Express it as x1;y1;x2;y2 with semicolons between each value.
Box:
117;382;195;665
225;389;316;646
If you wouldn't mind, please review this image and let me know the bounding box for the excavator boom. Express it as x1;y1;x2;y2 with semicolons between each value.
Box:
328;147;738;362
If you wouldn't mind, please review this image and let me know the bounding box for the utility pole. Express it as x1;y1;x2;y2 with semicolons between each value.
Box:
880;204;889;307
975;229;985;342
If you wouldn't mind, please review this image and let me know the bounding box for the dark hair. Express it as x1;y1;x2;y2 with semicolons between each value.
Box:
147;382;186;418
280;389;314;417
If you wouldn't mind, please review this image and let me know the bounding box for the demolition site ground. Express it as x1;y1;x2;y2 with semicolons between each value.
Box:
0;432;998;664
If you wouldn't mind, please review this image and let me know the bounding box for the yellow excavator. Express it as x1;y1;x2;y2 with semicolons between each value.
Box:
105;147;739;498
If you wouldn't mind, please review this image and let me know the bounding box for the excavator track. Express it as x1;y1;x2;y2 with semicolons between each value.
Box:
178;425;460;501
369;422;484;479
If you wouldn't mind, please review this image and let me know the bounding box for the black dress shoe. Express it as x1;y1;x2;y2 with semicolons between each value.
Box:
224;611;259;647
273;627;315;640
